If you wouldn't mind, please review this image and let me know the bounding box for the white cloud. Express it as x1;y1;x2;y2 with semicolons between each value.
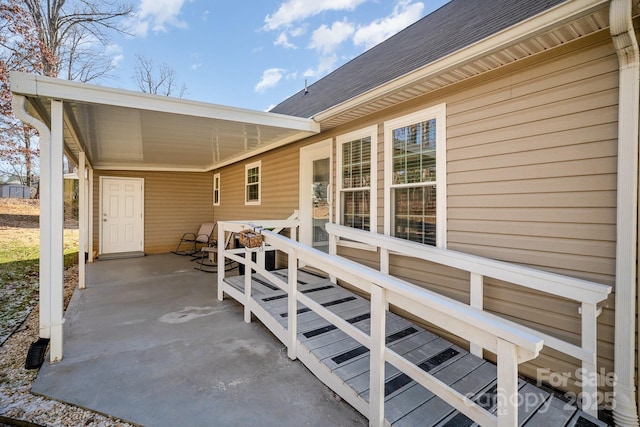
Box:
106;44;124;67
128;0;189;37
190;53;202;70
353;0;424;50
255;68;287;93
264;0;368;30
303;54;338;78
309;19;354;54
275;32;297;49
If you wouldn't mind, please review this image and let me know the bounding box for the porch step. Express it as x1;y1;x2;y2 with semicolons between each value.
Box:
223;270;608;427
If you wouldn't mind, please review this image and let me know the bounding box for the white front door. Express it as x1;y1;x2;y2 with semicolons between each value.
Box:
300;140;332;253
100;177;144;254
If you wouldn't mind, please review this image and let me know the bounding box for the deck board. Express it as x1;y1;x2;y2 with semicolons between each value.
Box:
222;269;609;426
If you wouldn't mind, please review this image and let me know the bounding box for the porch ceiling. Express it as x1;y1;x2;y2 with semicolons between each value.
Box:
10;72;320;172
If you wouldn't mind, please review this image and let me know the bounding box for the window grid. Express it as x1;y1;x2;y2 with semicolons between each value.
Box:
388;116;440;246
245;161;261;205
340;136;371;231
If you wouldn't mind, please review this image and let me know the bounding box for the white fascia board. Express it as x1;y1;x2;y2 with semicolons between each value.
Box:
9;71;320;134
313;0;609;123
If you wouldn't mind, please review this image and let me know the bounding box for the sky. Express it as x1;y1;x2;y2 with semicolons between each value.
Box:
101;0;451;112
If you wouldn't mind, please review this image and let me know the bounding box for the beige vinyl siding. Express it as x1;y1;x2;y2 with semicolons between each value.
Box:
213;144;302;223
93;170;213;254
445;33;618;285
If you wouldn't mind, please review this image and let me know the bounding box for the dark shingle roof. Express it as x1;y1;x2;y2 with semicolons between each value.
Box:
269;0;567;118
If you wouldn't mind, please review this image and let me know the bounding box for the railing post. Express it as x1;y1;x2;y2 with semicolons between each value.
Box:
244;250;252;323
329;231;338;284
369;285;386;426
470;272;484;357
380;248;389;275
496;338;519;427
217;225;225;301
257;247;266;270
287;248;298;360
581;302;599;417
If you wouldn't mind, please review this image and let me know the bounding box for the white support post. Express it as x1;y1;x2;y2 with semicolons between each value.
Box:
244;251;252;323
217;225;225;301
580;302;598;417
329;231;337;284
380;248;389;275
469;272;484;357
287;248;298;360
48;99;65;362
257;247;265;270
496;338;518;427
78;152;86;290
87;168;94;263
369;285;386;426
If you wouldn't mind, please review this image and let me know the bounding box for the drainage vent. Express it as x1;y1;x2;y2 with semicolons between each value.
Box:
25;337;50;370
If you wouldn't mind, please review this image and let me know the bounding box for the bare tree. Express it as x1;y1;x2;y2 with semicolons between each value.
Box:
22;0;132;78
0;0;133;195
61;24;116;82
133;54;187;97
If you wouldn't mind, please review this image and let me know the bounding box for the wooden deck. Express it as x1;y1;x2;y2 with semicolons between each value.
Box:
223;269;608;426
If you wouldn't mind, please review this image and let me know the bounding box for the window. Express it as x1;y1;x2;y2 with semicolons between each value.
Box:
213;173;220;206
337;126;377;232
384;104;446;248
245;161;261;205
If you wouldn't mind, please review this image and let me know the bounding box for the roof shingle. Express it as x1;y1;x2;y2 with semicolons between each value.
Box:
269;0;567;118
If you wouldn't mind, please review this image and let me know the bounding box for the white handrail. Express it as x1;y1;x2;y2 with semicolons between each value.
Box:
326;223;612;417
217;219;544;426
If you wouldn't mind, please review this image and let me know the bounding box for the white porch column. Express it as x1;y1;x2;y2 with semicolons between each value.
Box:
46;99;65;362
78;152;86;289
88;168;94;263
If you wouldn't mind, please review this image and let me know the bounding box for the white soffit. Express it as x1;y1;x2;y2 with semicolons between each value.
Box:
10;72;320;171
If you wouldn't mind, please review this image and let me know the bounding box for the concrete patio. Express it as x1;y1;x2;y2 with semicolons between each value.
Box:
32;253;366;427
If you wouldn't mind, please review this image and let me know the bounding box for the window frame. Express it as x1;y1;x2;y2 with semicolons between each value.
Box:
213;173;220;206
383;104;447;248
244;160;261;206
336;126;378;239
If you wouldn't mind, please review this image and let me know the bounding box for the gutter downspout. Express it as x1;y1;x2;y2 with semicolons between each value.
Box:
610;0;640;425
11;94;54;342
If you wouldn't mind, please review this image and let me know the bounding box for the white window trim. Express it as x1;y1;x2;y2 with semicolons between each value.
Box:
336;125;378;251
383;103;447;248
244;160;261;206
213;173;221;206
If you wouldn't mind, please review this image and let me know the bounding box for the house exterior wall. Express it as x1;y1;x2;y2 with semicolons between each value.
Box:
213;30;617;394
212;145;303;223
92;170;213;254
384;29;617;392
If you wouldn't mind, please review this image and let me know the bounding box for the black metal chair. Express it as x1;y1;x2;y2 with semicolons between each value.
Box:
172;223;216;256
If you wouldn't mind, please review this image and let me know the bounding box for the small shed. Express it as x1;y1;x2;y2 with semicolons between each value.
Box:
0;184;31;198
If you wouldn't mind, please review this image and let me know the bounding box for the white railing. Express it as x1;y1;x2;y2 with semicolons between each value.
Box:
326;223;612;417
218;219;544;426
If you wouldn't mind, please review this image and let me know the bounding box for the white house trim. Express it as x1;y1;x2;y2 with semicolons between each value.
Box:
335;125;378;250
383;103;447;249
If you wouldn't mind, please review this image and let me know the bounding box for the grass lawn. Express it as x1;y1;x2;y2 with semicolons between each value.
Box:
0;199;79;344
